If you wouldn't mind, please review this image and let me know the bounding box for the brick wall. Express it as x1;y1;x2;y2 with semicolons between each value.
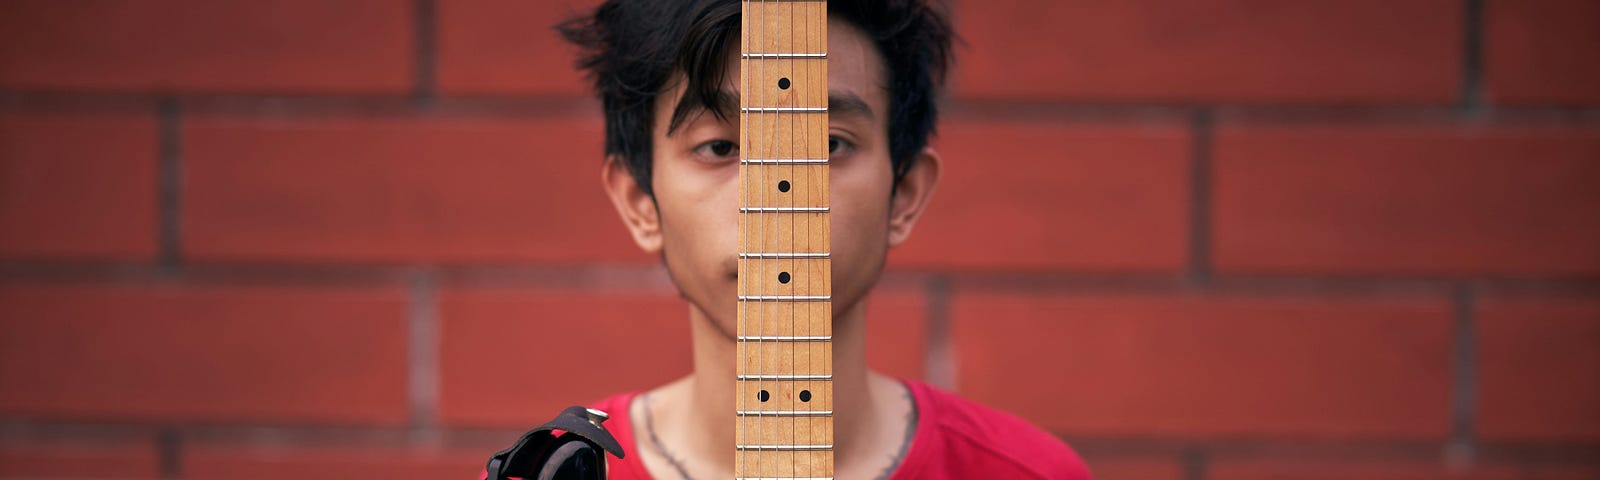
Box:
1;0;1597;479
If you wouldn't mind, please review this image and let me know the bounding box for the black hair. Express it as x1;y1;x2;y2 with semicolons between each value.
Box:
559;0;954;196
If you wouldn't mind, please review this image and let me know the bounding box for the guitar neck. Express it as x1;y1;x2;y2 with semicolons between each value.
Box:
736;0;832;478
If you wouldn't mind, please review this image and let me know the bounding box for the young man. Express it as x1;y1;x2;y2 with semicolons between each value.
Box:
558;1;1091;478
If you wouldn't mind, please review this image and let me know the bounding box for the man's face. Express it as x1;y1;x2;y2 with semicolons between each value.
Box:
647;19;894;337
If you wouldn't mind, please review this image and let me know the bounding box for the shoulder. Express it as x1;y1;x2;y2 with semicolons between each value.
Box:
903;381;1091;480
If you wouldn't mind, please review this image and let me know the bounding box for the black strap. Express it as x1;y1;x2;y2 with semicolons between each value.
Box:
485;406;627;480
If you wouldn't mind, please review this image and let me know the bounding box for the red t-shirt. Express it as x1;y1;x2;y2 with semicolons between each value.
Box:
496;380;1091;479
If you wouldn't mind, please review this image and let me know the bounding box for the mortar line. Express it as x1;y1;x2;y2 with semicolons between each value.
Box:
413;0;439;104
1188;108;1216;286
924;276;955;390
1460;0;1487;116
1448;283;1479;465
158;428;181;480
157;98;182;271
1183;445;1208;480
409;269;441;433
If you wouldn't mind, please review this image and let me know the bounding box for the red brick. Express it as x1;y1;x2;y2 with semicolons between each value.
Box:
1086;456;1185;480
953;0;1460;104
182;115;645;265
1477;297;1600;442
1210;458;1599;480
0;283;409;425
437;287;690;427
1214;124;1600;276
182;444;481;480
864;290;926;381
438;286;925;427
0;0;412;94
951;292;1454;439
1485;0;1600;105
0;112;159;261
892;120;1190;272
0;438;161;479
436;0;594;96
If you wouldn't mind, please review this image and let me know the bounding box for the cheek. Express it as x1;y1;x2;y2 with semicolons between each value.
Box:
828;160;893;283
828;149;895;227
655;159;741;258
652;158;745;330
827;195;890;318
830;207;887;261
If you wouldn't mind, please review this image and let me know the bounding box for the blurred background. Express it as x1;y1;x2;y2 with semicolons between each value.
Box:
1;0;1597;479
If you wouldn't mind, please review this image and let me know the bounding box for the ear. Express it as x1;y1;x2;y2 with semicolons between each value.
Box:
600;156;664;254
887;146;942;248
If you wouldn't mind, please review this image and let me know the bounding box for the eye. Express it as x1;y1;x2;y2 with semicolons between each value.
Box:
695;140;740;160
828;136;850;155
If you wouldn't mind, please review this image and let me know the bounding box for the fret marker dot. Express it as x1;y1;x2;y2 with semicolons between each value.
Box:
778;272;791;284
778;180;791;192
758;390;770;402
799;390;812;402
778;77;791;90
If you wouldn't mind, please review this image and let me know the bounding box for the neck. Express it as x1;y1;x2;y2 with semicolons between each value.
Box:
674;298;875;476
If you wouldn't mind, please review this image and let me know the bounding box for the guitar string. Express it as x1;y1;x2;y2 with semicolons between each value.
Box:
755;0;767;476
790;3;801;476
736;1;750;477
806;4;819;476
792;4;806;473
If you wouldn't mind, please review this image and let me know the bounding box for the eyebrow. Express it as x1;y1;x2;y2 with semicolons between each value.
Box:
698;90;876;121
827;92;875;121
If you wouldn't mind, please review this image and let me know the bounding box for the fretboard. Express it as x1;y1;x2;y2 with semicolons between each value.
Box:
736;0;831;479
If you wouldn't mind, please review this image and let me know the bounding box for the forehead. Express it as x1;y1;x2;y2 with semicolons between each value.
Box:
657;17;888;126
814;17;887;107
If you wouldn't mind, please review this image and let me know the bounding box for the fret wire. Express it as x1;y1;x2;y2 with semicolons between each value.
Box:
737;374;831;380
742;53;827;58
741;158;829;165
738;295;830;302
735;445;834;451
741;107;827;113
740;207;828;213
738;253;829;259
736;410;833;416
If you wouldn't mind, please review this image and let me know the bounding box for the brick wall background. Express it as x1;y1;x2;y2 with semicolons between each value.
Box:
1;0;1597;479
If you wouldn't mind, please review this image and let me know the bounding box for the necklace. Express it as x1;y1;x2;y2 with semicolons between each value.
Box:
641;392;697;480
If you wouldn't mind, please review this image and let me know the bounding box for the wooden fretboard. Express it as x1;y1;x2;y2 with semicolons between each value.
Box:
735;0;831;479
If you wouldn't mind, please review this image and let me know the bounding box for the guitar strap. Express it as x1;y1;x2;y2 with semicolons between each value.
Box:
484;405;626;480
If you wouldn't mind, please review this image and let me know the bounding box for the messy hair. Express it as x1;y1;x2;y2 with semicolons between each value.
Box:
559;0;954;195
